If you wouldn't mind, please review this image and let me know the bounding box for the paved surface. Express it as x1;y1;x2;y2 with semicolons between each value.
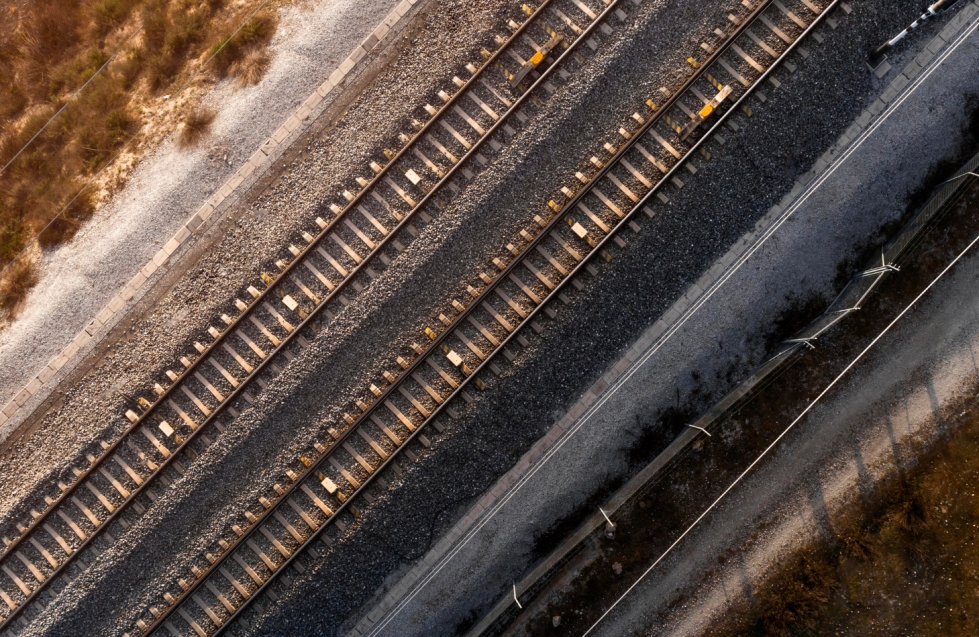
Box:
352;5;979;637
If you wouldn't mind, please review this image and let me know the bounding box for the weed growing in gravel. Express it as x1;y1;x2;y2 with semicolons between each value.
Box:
179;107;217;148
0;0;280;324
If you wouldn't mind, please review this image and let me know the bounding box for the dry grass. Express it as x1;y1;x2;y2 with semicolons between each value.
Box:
0;256;39;323
0;0;282;322
705;415;979;637
179;107;217;147
230;49;271;86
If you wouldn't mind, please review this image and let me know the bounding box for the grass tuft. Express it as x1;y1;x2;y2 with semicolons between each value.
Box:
0;256;39;322
179;108;216;148
230;49;270;86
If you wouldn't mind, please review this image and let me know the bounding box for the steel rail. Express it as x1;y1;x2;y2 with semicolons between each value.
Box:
137;0;637;634
0;0;585;632
452;1;845;634
149;0;825;634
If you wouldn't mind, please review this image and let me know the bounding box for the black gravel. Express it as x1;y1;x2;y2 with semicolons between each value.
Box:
8;0;944;635
245;1;947;636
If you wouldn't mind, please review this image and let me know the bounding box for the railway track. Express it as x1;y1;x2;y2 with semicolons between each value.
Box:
0;0;653;634
125;0;841;634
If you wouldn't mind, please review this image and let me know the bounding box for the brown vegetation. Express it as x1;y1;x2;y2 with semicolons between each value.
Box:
179;107;217;147
0;255;39;320
705;418;979;637
0;0;280;324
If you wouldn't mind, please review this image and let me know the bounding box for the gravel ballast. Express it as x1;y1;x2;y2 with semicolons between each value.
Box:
1;0;959;635
5;0;760;635
249;2;977;636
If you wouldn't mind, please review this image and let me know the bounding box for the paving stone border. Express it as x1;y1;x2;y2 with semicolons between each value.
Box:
0;0;428;441
343;4;979;636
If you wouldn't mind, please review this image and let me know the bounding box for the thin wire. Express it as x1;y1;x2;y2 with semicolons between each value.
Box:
0;25;144;178
0;0;274;279
582;227;979;637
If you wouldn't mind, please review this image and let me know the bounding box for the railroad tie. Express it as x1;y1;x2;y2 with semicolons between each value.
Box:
249;315;282;346
167;399;198;430
13;552;43;583
467;92;499;120
82;483;114;515
285;498;318;530
42;524;73;555
262;302;294;333
384;400;416;432
369;414;403;446
481;301;514;332
56;509;87;540
2;564;31;595
113;454;144;485
299;485;333;517
535;246;568;275
467;316;500;347
744;27;778;57
357;429;390;460
302;260;335;291
28;538;58;568
453;105;486;135
647;128;682;159
258;527;291;559
316;246;349;278
219;566;251;597
478;79;512;108
397;386;431;417
327;456;361;489
98;466;131;499
633;143;669;173
194;372;225;403
343;219;376;250
411;372;445;403
342;443;375;475
245;540;276;571
494;288;528;318
758;14;791;43
437;120;472;151
620;159;652;188
176;606;207;636
291;275;320;304
140;427;172;459
412;148;445;178
192;593;222;627
576;202;611;233
180;386;211;417
208;357;240;387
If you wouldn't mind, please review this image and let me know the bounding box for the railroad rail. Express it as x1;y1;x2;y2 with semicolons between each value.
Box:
128;0;839;634
0;0;647;634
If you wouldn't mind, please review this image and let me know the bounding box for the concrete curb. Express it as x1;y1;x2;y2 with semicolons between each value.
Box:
342;4;979;636
0;0;427;441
